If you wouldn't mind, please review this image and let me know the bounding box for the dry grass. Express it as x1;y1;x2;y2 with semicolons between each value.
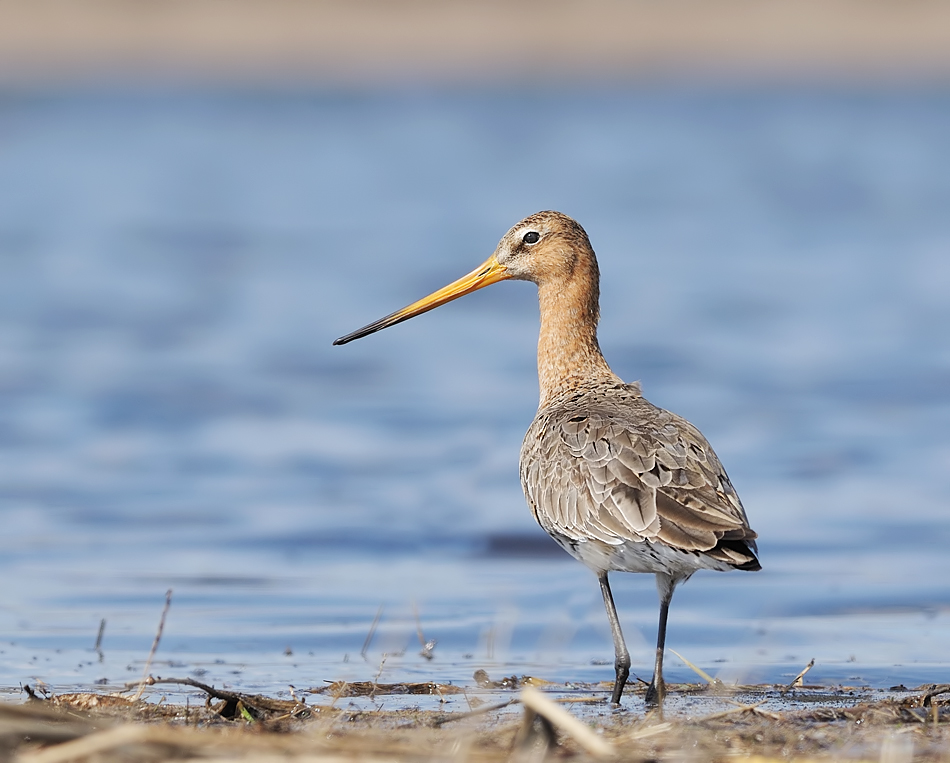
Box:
4;679;949;762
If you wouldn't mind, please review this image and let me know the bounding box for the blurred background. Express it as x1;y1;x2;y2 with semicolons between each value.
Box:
1;0;949;702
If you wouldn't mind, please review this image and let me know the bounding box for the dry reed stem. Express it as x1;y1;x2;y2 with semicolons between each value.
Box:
668;649;719;687
784;658;817;693
519;686;614;759
433;699;515;726
130;590;172;703
360;605;383;661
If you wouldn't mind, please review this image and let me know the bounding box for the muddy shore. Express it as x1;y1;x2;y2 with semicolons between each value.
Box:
5;677;950;762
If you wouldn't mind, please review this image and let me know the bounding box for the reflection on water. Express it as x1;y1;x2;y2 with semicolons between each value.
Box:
1;87;949;698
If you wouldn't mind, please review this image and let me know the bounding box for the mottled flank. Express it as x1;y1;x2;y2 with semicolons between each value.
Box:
334;211;760;709
521;381;759;575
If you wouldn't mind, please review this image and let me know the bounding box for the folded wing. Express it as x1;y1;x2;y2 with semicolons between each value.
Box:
521;394;759;570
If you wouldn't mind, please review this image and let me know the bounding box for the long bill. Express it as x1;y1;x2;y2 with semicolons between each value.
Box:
333;255;509;345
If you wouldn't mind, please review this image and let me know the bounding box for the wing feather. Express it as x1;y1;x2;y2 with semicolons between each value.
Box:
520;388;757;562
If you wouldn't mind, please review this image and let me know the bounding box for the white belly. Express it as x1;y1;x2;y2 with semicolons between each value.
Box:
550;532;737;578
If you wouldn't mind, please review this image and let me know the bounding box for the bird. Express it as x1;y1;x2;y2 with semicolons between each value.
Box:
333;211;760;706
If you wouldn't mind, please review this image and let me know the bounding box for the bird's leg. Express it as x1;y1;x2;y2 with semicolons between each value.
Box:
644;572;676;707
597;572;630;705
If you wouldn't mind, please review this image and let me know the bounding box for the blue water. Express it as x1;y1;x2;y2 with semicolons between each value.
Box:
1;86;949;702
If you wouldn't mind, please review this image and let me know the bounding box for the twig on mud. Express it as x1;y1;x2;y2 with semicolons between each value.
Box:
123;676;244;705
617;722;674;742
697;699;772;722
131;590;172;703
748;704;783;721
922;684;950;707
783;658;816;693
434;699;518;726
361;604;383;660
122;676;309;722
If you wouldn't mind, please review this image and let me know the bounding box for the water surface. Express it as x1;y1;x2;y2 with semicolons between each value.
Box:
1;86;949;701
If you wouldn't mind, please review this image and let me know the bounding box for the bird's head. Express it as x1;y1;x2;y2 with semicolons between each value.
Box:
491;210;595;287
332;210;593;346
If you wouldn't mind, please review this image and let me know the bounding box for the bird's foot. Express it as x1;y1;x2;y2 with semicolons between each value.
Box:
609;684;625;706
644;680;665;708
609;663;630;706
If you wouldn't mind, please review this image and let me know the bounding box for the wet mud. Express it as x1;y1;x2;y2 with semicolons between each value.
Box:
6;675;950;762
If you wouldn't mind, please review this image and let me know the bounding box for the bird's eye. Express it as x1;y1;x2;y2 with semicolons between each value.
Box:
522;231;540;244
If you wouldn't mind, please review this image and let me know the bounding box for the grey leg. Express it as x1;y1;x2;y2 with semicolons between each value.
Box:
598;572;630;705
644;572;676;707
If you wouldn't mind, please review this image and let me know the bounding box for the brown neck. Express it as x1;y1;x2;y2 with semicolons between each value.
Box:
536;267;619;408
